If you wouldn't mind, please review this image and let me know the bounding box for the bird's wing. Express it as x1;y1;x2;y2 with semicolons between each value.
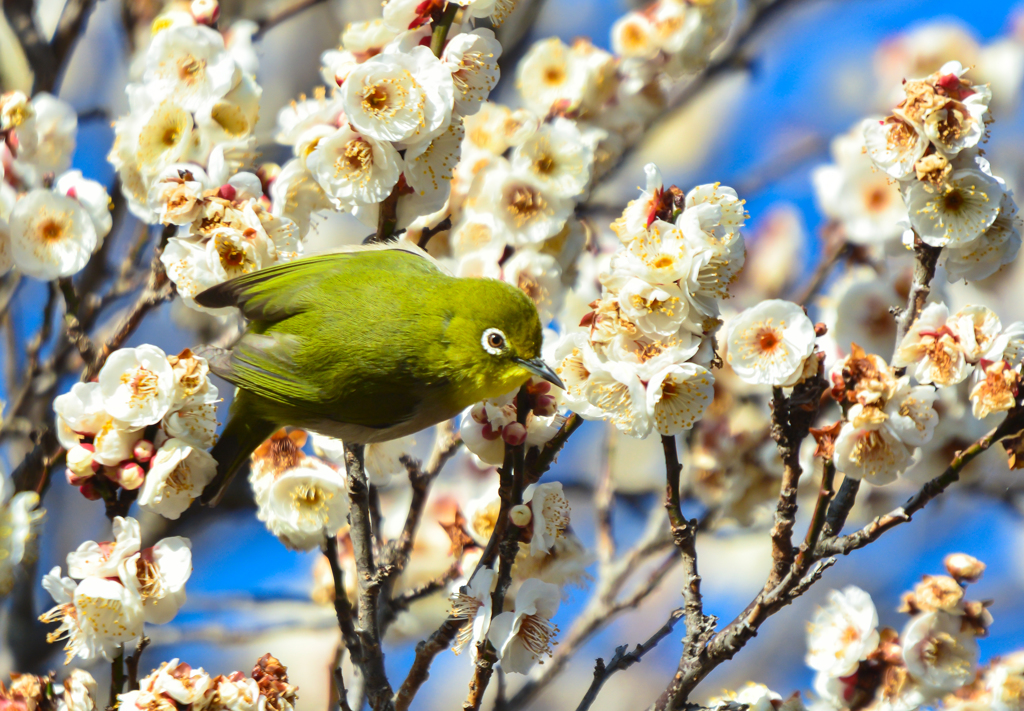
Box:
194;241;446;322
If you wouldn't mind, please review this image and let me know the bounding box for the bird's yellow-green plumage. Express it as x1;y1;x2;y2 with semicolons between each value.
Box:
196;243;559;505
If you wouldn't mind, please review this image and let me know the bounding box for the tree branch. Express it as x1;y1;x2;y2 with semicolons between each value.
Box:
344;443;394;711
576;609;685;711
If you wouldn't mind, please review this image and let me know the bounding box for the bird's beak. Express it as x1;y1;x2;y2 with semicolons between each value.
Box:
516;357;565;390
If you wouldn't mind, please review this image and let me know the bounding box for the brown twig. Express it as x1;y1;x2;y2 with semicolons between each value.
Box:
343;443;395;711
253;0;332;39
107;647;125;710
464;391;530;711
125;636;150;692
576;609;685;711
322;532;361;655
818;410;1024;556
393;619;464;711
417;217;453;250
892;235;942;364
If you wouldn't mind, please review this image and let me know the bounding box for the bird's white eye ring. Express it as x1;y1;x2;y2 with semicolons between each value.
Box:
482;328;506;355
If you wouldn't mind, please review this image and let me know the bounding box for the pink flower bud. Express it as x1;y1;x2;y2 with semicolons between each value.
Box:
502;422;527;446
65;468;90;486
79;480;101;501
533;395;558;417
217;183;237;201
133;440;155;463
471;403;489;424
531;381;552;395
66;444;96;478
117;462;145;491
481;422;502;441
509;504;532;527
191;0;220;24
65;186;77;199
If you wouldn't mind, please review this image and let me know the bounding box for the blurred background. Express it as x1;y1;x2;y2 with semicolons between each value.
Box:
3;0;1024;709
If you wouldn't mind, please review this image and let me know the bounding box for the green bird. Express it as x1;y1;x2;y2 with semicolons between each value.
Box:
195;243;563;506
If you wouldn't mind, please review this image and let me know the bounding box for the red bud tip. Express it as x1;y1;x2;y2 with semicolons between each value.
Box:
502;422;527;446
79;480;101;501
533;395;558;417
217;184;237;201
470;403;489;425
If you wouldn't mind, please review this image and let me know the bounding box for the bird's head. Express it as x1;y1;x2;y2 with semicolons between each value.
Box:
443;278;564;405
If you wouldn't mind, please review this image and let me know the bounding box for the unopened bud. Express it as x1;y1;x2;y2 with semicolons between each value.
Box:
65;468;90;486
79;480;101;501
117;462;145;490
530;381;551;395
217;183;237;201
470;402;489;425
481;422;502;441
509;504;532;527
67;444;96;478
133;440;155;463
191;0;219;24
502;422;527;446
944;553;986;584
814;322;828;337
533;394;558;417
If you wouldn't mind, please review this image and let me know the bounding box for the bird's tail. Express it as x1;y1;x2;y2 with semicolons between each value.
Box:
201;405;277;507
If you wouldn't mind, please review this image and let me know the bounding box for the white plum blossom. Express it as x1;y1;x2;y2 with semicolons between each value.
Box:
66;516;140;580
893;302;973;386
942;192;1022;282
864;116;928;180
98;345;177;428
522;482;570;557
306;127;403;208
727;300;817;387
443;29;502;117
144;25;239;112
256;457;349;550
341;46;454;146
511;118;594;199
466;162;572;246
450;567;495;655
806;586;880;678
902;611;980;692
40;568;144;663
8;190;98;280
812;119;906;245
646;362;716;435
904;166;1003;248
0;480;45;596
139;439;218;519
487;578;560;674
119;536;193;624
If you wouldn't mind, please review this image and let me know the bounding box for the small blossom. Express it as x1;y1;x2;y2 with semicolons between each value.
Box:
443;29;502;117
902;610;979;692
944;553;985;583
893;302;972;386
450;567;495;655
487;578;560;674
119;536;192;624
98;345;177;428
942;192;1022;282
864;116;928;180
510;118;594;199
905;166;1004;249
66;516;140;579
969;360;1018;419
9;190;99;280
727;300;817;387
306;127;403;208
806;585;880;678
256;458;349;551
144;26;239;112
522;482;570;557
139;439;218;520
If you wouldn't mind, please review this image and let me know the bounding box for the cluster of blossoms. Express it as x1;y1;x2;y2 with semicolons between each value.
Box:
460;379;562;465
828;344;940;485
39;517;192;663
54;345;219;518
119;654;297;711
0;91;113;280
105;5;300;312
442;480;579;673
0;669;97;711
806;554;994;711
0;473;45;596
552;163;744;438
865;61;1020;282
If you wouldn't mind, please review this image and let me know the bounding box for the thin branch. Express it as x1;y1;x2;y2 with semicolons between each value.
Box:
892;235;942;363
322;532;361;655
343;443;395;711
393;619;464;711
417;217;453;250
818;410;1024;556
125;637;150;692
791;224;849;307
821;475;859;539
465;391;530;711
576;609;685;711
50;0;101;91
595;433;616;566
3;0;58;92
253;0;332;39
107;647;125;711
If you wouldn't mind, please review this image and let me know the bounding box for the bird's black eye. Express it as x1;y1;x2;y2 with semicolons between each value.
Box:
482;328;506;355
